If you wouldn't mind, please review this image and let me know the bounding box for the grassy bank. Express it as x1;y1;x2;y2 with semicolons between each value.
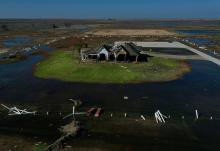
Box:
34;50;190;84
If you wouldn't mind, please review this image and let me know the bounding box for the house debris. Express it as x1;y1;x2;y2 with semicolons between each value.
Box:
45;121;80;151
1;104;36;116
60;121;80;136
155;110;167;124
80;42;149;62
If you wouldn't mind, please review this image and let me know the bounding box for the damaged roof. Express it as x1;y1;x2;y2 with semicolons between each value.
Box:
121;43;142;56
82;42;144;56
82;44;112;55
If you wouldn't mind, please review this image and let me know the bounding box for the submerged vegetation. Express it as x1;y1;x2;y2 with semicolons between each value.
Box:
34;50;190;83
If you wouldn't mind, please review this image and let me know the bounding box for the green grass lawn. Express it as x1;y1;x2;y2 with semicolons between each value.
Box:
34;50;190;83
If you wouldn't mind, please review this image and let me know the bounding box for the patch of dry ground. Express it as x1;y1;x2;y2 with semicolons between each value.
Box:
85;29;175;36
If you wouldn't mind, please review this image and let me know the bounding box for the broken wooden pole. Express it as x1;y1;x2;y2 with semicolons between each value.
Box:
140;115;146;121
195;110;199;120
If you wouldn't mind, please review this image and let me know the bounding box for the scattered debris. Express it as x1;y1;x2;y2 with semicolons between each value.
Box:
68;99;82;107
124;96;128;100
1;104;36;116
95;108;103;117
121;65;127;69
46;121;80;151
110;113;113;117
154;110;167;124
87;108;97;116
60;121;80;136
195;109;199;120
141;115;146;121
63;106;86;120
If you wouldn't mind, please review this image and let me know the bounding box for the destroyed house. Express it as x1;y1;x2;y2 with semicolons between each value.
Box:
81;45;112;61
81;43;149;62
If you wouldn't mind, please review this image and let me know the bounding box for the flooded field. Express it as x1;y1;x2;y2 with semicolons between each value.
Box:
1;51;220;150
176;29;220;35
1;20;220;150
1;53;220;115
3;36;32;48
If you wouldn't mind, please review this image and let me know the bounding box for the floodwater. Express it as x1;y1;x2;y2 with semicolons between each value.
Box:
1;29;220;149
175;30;220;47
175;29;220;59
1;49;220;150
1;52;220;117
3;36;32;48
176;29;220;35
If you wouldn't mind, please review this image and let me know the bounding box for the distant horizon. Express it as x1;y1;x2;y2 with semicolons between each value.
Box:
0;18;220;21
1;0;220;19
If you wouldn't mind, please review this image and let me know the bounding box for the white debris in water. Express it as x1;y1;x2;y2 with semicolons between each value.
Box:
195;110;199;120
155;110;167;124
123;96;128;100
141;115;146;121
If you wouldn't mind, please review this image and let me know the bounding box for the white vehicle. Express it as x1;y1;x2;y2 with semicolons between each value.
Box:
1;104;36;116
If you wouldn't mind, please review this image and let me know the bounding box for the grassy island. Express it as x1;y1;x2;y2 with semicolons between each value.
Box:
34;50;190;83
